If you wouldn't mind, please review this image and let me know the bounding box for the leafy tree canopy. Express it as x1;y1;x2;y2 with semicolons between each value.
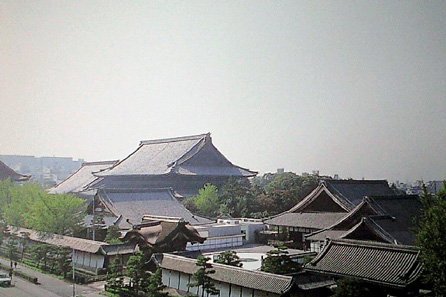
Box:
0;180;86;236
261;245;300;275
215;250;242;267
416;182;446;296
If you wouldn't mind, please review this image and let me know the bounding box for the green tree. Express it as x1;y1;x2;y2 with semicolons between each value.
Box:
19;231;30;261
126;251;151;296
191;184;220;218
215;250;242;267
332;278;376;297
253;172;319;216
188;256;219;297
1;181;87;236
261;245;299;275
55;247;72;278
30;243;52;269
5;232;18;262
105;225;122;244
416;183;446;296
218;178;254;218
25;192;86;235
147;268;168;297
105;258;125;295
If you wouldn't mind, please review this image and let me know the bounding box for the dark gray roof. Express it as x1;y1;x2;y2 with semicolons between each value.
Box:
305;239;422;289
158;253;294;295
0;160;30;182
323;180;396;209
95;133;256;177
265;212;346;229
306;195;421;245
98;188;213;228
49;161;118;196
289;179;397;213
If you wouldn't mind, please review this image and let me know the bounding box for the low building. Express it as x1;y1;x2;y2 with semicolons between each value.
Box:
155;253;295;297
305;239;423;295
10;226;110;271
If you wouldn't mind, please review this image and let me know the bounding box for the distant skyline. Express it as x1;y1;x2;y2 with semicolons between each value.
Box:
1;1;445;182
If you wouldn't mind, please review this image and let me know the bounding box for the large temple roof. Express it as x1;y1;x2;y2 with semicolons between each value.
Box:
48;160;118;196
95;133;256;177
98;188;213;228
0;160;30;182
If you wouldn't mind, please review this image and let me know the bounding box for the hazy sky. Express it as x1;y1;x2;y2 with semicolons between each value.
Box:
1;1;445;182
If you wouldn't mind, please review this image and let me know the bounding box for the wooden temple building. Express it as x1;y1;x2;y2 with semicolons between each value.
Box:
264;179;400;249
304;195;421;252
50;133;256;231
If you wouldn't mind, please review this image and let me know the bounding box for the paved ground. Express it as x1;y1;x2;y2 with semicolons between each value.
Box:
0;257;104;297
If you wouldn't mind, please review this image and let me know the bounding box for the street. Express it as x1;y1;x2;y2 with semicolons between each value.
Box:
0;259;104;297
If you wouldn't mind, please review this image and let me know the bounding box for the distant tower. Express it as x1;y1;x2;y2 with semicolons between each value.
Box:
276;168;284;174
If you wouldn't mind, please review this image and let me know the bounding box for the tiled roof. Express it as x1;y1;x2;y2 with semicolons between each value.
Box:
158;253;294;294
98;188;213;228
305;196;421;245
49;161;118;195
323;180;396;209
265;212;346;229
305;239;422;288
0;160;30;182
289;180;397;213
10;227;108;254
95;133;256;177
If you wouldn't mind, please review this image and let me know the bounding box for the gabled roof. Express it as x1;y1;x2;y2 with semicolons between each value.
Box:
305;195;421;245
95;133;256;178
0;160;30;182
98;188;213;228
10;226;108;254
264;212;346;229
305;239;422;289
289;179;397;213
48;160;118;196
157;253;294;295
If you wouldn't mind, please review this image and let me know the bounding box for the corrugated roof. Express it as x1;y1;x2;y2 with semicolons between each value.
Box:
95;133;256;177
0;160;30;182
305;239;422;288
48;160;117;195
159;253;294;294
98;188;213;228
11;227;108;254
265;212;346;229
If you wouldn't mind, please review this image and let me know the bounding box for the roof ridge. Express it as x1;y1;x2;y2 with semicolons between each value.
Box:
324;179;389;184
82;160;119;166
332;238;419;252
163;253;293;279
140;133;209;146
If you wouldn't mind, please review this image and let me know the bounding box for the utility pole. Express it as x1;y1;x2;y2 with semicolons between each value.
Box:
72;248;76;297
